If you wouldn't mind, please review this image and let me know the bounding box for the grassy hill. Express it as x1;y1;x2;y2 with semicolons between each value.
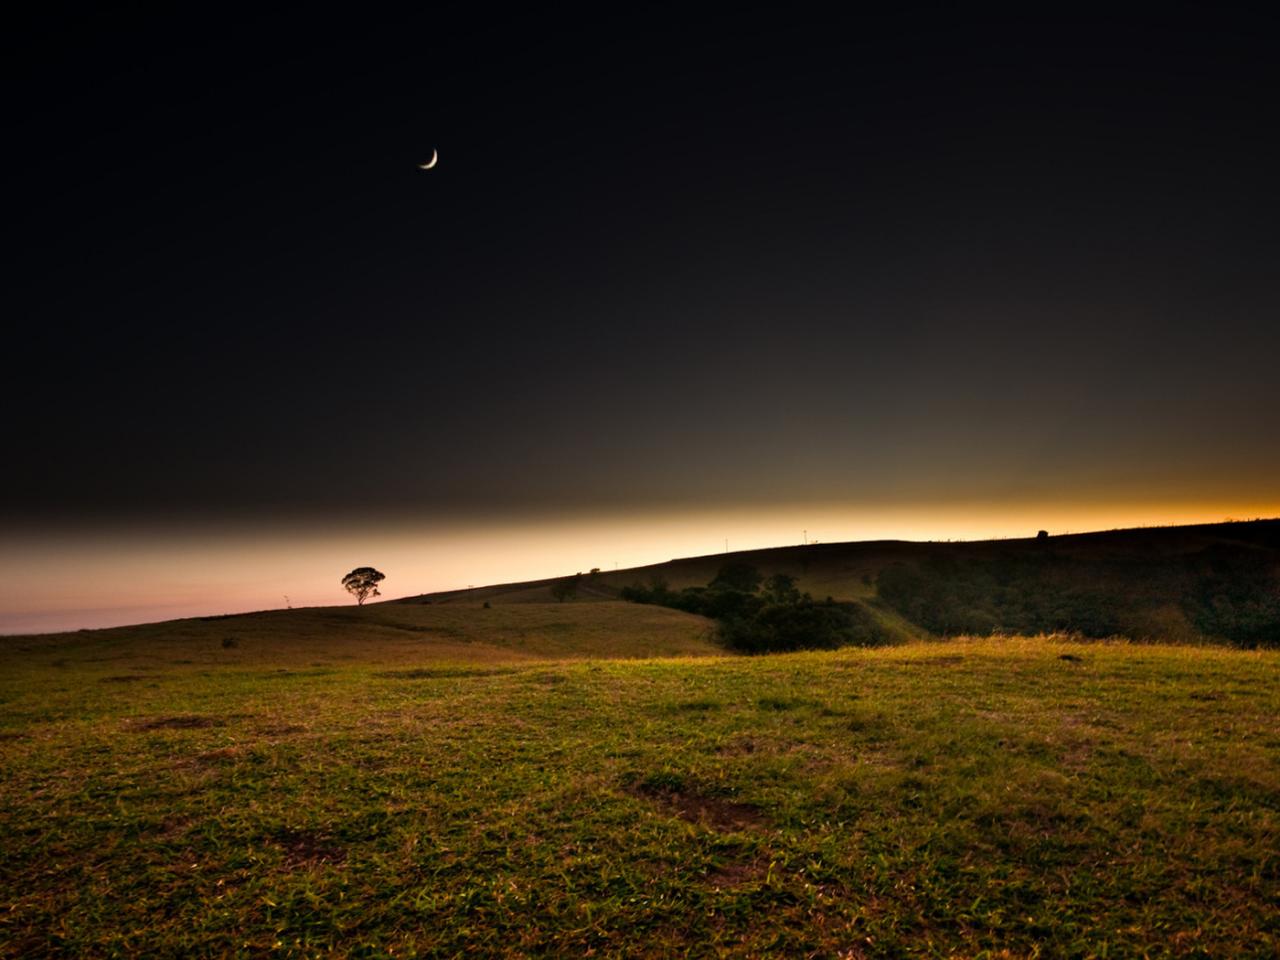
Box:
6;519;1275;666
3;524;1279;954
1;634;1276;956
403;519;1280;646
0;602;719;676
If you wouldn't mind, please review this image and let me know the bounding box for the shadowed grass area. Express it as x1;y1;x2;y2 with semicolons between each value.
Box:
1;634;1277;956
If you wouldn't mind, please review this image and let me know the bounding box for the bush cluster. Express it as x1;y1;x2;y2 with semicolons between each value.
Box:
621;566;891;653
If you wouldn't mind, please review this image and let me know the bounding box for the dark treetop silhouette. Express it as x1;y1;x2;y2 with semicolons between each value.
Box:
341;567;385;605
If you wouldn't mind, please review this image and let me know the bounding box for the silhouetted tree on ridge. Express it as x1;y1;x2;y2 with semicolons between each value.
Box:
342;567;385;605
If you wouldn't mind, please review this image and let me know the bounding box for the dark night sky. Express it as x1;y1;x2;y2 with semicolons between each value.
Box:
7;6;1279;527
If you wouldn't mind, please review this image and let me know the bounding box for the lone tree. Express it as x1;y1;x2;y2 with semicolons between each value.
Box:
342;567;385;605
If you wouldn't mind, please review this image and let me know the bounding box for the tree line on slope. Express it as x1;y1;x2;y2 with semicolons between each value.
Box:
874;545;1280;647
620;541;1280;649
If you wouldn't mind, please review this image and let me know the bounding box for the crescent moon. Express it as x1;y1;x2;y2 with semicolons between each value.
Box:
418;149;438;170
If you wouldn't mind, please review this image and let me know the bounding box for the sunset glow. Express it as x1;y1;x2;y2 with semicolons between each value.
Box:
5;498;1276;633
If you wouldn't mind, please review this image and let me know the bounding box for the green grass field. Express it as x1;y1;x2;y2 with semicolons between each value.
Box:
2;615;1277;957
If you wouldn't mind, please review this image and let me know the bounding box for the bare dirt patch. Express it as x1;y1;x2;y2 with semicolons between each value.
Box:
628;778;766;832
717;735;811;757
157;816;193;839
257;723;307;736
194;747;242;766
376;666;518;680
533;672;570;686
101;675;147;683
896;655;964;666
706;859;767;888
716;737;758;755
271;827;347;867
132;716;227;731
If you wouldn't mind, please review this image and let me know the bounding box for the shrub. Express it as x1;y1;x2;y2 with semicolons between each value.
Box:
623;563;890;653
763;573;802;604
709;562;763;594
550;575;580;602
620;577;677;606
720;599;888;654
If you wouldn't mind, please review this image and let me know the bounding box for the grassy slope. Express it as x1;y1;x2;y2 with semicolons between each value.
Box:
406;519;1280;643
1;634;1277;957
0;601;720;673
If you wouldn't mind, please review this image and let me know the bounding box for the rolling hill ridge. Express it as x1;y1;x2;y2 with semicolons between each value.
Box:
402;519;1280;647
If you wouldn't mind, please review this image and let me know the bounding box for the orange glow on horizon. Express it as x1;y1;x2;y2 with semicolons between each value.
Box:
2;498;1277;634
